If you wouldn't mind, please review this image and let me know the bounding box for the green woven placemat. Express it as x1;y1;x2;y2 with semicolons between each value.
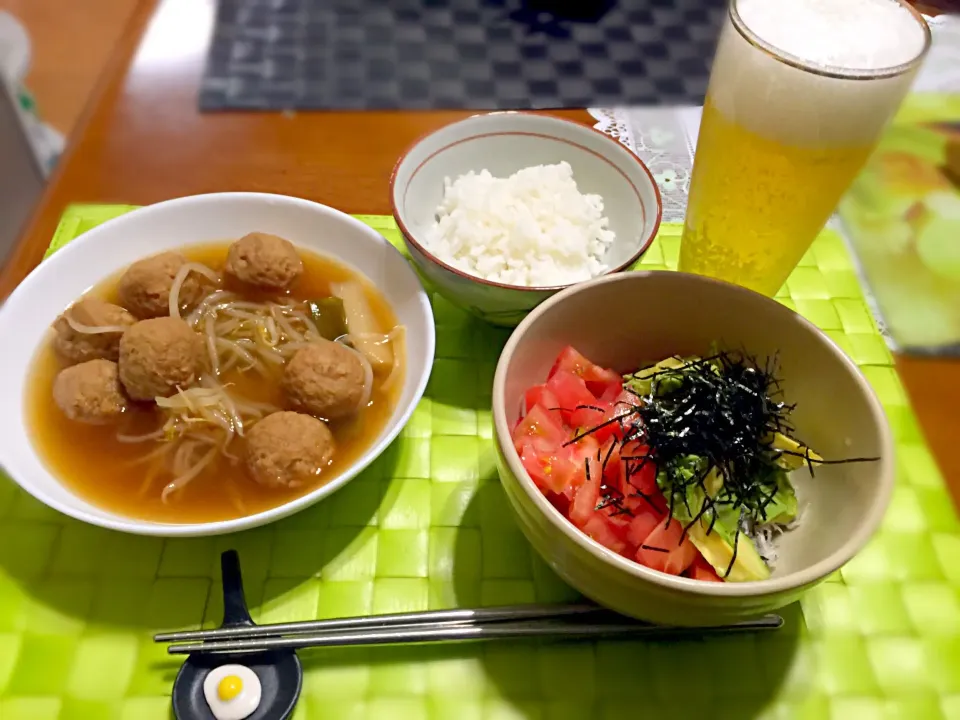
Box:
1;205;958;720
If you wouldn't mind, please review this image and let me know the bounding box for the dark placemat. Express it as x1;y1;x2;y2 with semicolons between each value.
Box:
200;0;725;111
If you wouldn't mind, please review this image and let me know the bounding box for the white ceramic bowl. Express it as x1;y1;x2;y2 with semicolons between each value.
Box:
493;272;894;626
391;112;662;327
0;192;435;537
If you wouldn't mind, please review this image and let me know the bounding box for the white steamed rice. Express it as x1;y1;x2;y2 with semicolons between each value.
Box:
424;161;616;287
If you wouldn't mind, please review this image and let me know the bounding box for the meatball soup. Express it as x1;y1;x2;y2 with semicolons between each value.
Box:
27;236;406;523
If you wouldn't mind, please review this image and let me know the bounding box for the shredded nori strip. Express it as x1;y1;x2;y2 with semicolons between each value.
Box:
573;349;880;579
630;352;797;537
680;465;719;539
724;508;745;579
565;407;640;445
776;448;881;476
600;440;617;477
640;545;669;553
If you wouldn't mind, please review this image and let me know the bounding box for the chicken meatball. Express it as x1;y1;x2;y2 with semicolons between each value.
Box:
52;297;135;364
225;232;303;290
117;251;205;319
282;340;366;420
118;317;203;400
53;359;127;424
245;411;335;488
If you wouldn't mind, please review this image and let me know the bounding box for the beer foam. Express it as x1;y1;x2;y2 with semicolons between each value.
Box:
707;0;926;146
737;0;926;71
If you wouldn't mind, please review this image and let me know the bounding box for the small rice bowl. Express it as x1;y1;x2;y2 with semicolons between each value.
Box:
425;161;616;287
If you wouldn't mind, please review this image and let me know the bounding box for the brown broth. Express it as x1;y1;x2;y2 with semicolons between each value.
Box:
26;243;403;523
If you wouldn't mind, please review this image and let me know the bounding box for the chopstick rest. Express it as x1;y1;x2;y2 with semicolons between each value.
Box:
169;550;302;720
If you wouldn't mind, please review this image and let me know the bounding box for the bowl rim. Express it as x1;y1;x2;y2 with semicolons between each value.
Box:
389;111;663;292
492;270;896;597
0;191;437;537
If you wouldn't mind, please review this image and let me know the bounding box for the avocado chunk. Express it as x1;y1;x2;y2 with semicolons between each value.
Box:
687;517;771;582
657;463;772;582
770;432;823;470
658;466;772;582
623;355;699;397
763;470;798;525
654;455;710;521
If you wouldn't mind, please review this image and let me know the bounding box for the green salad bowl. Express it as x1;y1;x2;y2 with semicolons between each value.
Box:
492;271;894;626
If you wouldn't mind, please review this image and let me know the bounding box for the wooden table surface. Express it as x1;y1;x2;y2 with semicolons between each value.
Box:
2;0;958;507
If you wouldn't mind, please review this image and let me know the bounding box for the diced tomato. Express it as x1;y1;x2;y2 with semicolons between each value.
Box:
595;378;624;400
605;391;638;439
598;383;622;404
546;370;597;424
523;385;563;425
582;515;627;554
545;490;571;517
519;350;726;583
578;390;640;444
549;346;622;397
567;434;599;465
613;388;641;411
610;440;666;515
569;477;599;529
568;450;632;534
537;438;593;504
619;441;657;496
598;437;622;484
614;387;641;416
520;443;550;488
636;518;698;576
512;404;565;454
524;384;549;411
569;401;610;435
626;509;662;547
600;501;632;532
605;403;634;441
574;402;633;444
623;491;667;518
561;466;588;503
579;388;640;441
688;557;723;582
519;443;578;494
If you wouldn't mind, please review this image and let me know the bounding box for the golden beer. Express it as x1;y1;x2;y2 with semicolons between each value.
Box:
679;0;930;296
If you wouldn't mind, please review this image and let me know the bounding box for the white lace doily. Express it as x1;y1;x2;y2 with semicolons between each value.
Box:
589;107;694;224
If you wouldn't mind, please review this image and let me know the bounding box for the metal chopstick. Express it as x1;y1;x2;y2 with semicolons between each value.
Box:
154;603;608;643
165;614;783;655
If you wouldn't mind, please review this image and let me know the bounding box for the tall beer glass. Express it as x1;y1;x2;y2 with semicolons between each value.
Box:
679;0;931;296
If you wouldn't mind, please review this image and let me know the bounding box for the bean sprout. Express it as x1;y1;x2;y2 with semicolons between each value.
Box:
117;273;408;504
186;290;236;326
117;427;166;444
137;445;173;497
335;341;375;412
123;375;280;500
161;443;219;502
215;337;258;371
187;288;321;376
168;262;221;319
204;313;220;376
